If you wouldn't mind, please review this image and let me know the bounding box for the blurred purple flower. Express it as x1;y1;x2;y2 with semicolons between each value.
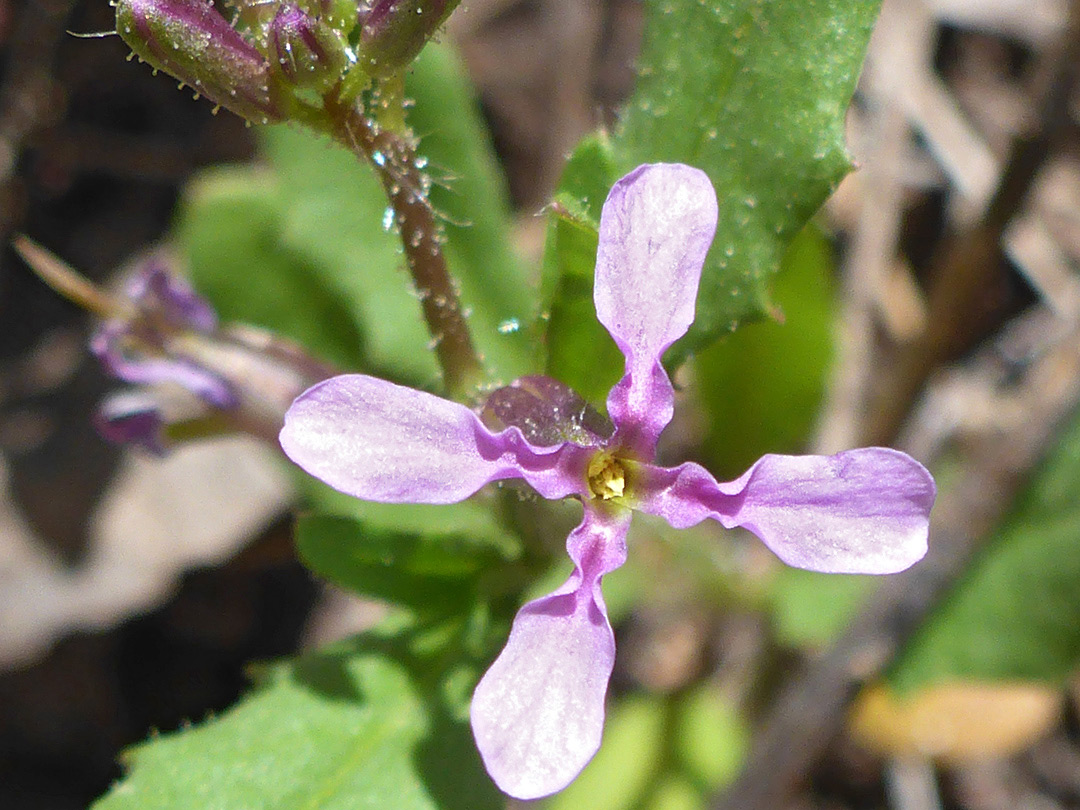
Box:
278;163;936;799
92;259;237;410
92;257;332;450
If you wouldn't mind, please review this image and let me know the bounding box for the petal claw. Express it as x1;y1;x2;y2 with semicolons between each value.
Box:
470;507;630;799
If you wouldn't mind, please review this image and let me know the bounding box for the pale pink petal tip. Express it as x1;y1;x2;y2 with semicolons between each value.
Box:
471;512;627;798
633;448;935;575
593;162;718;364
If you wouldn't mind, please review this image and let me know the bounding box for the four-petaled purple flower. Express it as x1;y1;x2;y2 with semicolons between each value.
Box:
278;163;936;799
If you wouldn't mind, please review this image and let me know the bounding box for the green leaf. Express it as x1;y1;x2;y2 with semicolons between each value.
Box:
546;695;667;810
542;0;878;393
890;406;1080;690
770;567;875;648
296;514;503;611
297;475;523;564
619;0;873;360
94;630;501;810
646;776;705;810
177;166;367;371
293;475;524;610
673;684;748;791
695;224;836;478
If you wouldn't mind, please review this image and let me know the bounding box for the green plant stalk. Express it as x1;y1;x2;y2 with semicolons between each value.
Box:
322;92;483;399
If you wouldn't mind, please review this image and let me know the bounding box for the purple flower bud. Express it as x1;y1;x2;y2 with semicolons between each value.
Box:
355;0;458;77
123;257;218;333
269;4;351;92
94;323;336;451
115;0;283;124
15;239;336;451
90;259;241;410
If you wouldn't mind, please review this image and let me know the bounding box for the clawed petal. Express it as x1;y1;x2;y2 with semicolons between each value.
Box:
280;374;591;505
471;506;630;799
634;448;935;574
594;164;717;364
594;163;717;456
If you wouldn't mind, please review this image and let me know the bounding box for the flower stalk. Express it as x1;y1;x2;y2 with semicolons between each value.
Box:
323;92;484;398
113;0;478;396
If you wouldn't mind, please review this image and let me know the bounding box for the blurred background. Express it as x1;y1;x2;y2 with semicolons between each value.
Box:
2;0;1080;808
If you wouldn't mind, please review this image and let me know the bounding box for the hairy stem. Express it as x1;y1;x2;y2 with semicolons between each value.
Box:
323;93;483;399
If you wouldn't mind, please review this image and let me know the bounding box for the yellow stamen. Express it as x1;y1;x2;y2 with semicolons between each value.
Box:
587;452;626;500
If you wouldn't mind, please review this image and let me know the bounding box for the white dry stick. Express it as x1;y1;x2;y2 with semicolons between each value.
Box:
1006;215;1080;322
817;0;1053;450
885;756;944;810
894;4;1080;321
898;73;1000;218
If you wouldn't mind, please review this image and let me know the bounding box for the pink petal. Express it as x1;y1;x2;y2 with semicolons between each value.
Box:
280;374;590;504
593;163;718;457
471;506;631;799
633;448;935;574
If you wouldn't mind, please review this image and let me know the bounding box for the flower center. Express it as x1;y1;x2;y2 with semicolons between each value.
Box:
587;452;626;500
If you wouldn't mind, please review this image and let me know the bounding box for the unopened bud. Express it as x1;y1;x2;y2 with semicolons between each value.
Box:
115;0;283;124
355;0;458;77
269;4;351;92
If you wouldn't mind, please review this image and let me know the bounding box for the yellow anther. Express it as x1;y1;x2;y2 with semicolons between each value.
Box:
587;453;626;500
